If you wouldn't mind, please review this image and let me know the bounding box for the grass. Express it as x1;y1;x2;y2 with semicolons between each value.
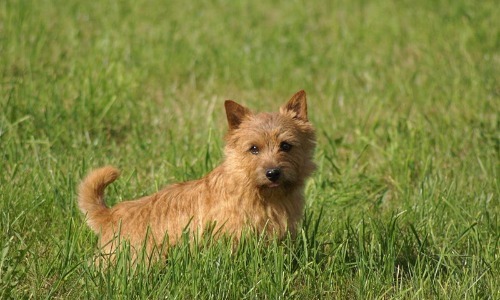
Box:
1;0;498;298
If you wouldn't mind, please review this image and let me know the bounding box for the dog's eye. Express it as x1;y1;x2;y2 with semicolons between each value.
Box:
279;142;292;152
249;145;259;155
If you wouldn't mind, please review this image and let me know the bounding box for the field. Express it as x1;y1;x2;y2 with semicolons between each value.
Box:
1;0;498;298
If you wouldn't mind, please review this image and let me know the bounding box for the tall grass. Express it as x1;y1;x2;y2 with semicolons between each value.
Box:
1;0;498;298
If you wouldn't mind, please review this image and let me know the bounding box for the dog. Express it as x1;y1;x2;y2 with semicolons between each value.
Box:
78;90;316;260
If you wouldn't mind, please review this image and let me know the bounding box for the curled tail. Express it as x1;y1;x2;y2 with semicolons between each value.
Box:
78;166;120;233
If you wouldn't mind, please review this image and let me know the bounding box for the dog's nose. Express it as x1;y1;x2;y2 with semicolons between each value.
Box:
265;168;281;182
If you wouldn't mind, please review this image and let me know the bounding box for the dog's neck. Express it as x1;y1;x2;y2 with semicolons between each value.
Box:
202;161;305;238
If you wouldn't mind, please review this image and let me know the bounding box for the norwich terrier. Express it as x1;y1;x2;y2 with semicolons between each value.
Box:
78;90;316;259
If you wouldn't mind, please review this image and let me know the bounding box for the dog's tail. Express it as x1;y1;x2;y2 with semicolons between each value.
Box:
78;166;120;233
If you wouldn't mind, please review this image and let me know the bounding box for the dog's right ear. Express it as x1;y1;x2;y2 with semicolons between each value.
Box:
280;90;308;122
225;100;251;130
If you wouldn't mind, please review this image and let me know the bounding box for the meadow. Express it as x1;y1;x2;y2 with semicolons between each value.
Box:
1;0;498;298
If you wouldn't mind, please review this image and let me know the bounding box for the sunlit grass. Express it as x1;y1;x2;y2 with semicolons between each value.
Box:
1;0;498;298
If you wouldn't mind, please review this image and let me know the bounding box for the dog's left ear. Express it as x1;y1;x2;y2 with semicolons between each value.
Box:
225;100;252;130
280;90;308;122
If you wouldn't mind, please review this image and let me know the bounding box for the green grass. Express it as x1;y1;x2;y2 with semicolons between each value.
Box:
1;0;498;298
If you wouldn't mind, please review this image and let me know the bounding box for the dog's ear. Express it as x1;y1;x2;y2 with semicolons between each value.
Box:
225;100;252;130
280;90;308;122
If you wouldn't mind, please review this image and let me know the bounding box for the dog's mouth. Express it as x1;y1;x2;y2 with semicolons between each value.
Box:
258;181;281;189
262;180;294;189
266;182;280;188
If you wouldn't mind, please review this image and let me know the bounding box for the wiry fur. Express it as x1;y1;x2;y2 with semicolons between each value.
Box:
78;90;316;259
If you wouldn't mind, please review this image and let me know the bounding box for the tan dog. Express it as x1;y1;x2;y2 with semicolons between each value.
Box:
78;90;316;259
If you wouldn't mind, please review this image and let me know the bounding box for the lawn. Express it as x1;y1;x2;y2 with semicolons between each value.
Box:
1;0;498;298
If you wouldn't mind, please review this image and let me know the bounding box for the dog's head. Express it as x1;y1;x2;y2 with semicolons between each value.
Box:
223;90;316;191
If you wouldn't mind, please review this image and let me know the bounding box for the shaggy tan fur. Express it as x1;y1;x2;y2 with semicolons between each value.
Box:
78;90;316;259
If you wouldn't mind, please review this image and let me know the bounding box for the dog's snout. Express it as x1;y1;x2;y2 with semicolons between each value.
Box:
265;168;281;182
